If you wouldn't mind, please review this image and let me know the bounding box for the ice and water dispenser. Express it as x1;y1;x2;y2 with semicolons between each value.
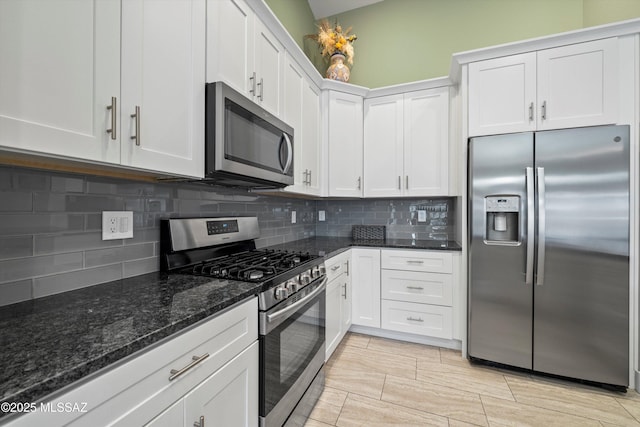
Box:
485;196;520;243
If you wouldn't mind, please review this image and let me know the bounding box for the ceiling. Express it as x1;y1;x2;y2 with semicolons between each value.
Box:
307;0;384;20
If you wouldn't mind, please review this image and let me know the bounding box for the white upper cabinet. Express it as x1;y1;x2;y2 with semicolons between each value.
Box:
207;0;283;117
328;91;364;197
468;38;618;136
536;38;618;130
364;87;449;197
120;0;205;178
0;0;121;163
283;55;321;196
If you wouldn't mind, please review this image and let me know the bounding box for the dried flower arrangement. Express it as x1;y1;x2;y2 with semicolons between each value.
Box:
306;19;358;65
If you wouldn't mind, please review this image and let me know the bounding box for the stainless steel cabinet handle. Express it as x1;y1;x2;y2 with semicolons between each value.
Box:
131;106;140;146
342;283;347;299
406;260;424;264
331;265;341;272
407;316;424;322
345;260;349;276
525;167;534;286
398;176;401;190
528;102;534;122
406;286;424;290
194;415;205;427
106;96;117;140
303;169;308;185
169;353;210;381
536;167;546;286
405;175;409;190
308;169;312;186
249;72;256;96
258;77;264;101
541;101;547;120
357;176;361;190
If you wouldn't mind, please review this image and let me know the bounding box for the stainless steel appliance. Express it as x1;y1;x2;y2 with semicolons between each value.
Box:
160;217;325;426
468;125;630;388
205;82;294;188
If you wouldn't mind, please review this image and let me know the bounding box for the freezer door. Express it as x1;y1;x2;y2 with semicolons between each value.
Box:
534;125;629;386
468;132;534;369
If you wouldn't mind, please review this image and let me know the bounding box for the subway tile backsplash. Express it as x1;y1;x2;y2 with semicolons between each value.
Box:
0;166;315;305
0;165;456;306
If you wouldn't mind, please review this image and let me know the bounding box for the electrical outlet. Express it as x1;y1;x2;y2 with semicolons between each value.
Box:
102;211;134;240
291;210;297;224
318;210;326;221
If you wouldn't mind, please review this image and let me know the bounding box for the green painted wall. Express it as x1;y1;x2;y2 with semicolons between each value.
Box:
266;0;640;88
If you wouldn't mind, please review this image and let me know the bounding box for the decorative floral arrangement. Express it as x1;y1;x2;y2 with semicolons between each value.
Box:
306;19;357;65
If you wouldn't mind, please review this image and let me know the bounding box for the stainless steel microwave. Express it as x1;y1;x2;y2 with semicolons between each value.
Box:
205;81;294;188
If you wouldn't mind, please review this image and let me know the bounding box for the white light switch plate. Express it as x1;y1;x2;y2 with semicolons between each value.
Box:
102;211;134;240
318;210;325;221
418;210;427;222
291;210;297;224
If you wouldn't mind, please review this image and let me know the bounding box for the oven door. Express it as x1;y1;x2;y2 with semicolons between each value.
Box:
260;277;326;427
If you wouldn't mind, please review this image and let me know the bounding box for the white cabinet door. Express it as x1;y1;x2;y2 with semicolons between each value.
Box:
404;87;449;196
536;38;618;130
0;0;121;163
253;19;284;116
301;82;322;195
350;248;380;328
341;272;352;335
328;91;364;197
468;53;536;137
364;95;404;197
325;275;343;360
184;342;259;427
283;55;305;190
206;0;254;97
120;0;205;178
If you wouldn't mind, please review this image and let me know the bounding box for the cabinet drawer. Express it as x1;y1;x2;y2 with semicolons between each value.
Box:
381;269;452;306
9;298;258;427
381;300;452;339
326;250;350;282
381;249;452;273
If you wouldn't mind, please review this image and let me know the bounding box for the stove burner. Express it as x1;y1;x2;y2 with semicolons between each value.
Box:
247;270;264;280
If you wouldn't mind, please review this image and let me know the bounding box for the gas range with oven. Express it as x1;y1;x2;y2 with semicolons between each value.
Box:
160;217;326;427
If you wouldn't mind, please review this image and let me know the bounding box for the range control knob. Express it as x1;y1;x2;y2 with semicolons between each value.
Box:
299;272;311;285
286;279;300;293
274;286;289;300
318;264;326;276
311;266;320;278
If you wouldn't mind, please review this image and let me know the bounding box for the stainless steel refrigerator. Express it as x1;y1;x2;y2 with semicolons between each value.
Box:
468;125;629;387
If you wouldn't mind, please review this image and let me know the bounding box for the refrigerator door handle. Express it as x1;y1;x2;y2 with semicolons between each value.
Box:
525;167;535;285
536;167;546;286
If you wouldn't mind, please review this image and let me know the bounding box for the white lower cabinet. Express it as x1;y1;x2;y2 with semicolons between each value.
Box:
4;298;258;427
350;248;381;328
325;250;352;360
381;249;454;340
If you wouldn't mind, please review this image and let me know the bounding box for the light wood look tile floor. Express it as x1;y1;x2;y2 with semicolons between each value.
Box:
305;332;640;427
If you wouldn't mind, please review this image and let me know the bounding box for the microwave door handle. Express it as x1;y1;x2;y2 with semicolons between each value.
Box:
281;133;293;174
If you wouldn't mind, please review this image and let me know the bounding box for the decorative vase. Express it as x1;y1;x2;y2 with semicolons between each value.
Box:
326;53;350;82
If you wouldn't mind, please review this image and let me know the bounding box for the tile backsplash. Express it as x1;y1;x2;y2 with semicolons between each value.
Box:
315;198;454;240
0;166;315;305
0;166;456;306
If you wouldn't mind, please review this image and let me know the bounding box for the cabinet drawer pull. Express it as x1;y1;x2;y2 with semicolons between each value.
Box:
357;176;362;190
194;415;205;427
169;353;209;381
345;260;349;276
308;169;312;185
541;100;547;120
406;286;424;290
331;265;341;272
258;77;264;101
405;175;409;190
406;260;424;264
131;106;140;146
106;96;117;140
407;316;424;322
398;176;401;190
342;283;347;299
528;102;534;121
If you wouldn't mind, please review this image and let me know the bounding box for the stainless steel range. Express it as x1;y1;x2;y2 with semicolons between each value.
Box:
160;217;326;427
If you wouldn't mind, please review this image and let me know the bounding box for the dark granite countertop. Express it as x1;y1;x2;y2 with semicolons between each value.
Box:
265;236;462;258
0;272;263;413
0;236;461;417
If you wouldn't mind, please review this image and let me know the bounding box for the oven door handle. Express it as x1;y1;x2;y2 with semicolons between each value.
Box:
266;278;327;324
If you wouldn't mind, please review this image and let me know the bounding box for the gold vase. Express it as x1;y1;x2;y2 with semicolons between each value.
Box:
326;53;350;82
